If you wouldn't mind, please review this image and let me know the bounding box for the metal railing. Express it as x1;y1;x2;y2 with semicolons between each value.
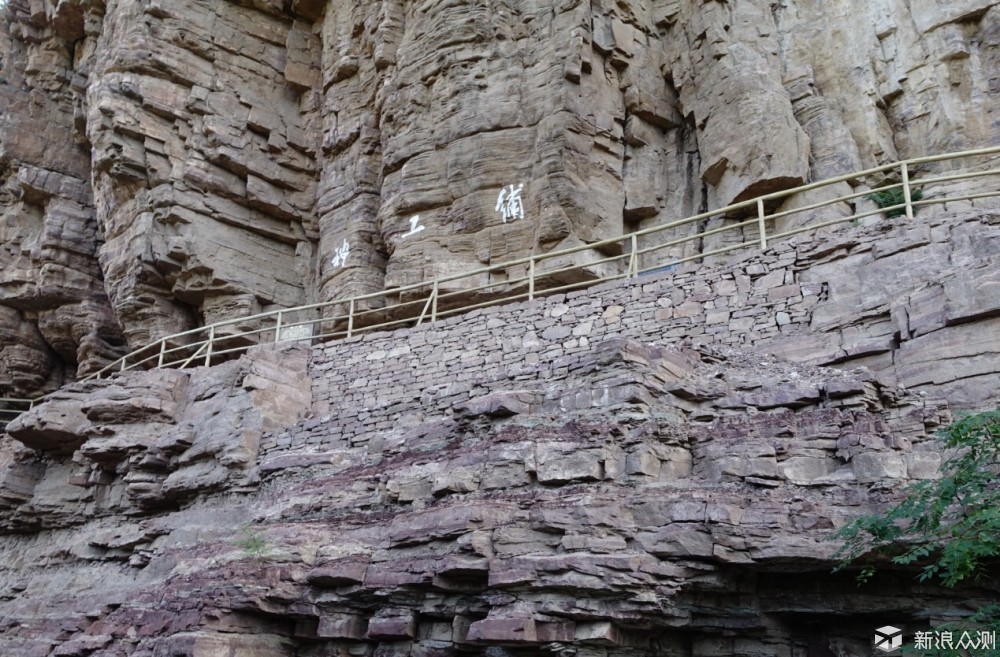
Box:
0;397;35;430
2;146;998;424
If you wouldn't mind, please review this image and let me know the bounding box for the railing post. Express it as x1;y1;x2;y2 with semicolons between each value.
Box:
528;257;535;301
274;310;283;344
757;198;768;251
431;280;439;323
629;234;638;278
120;355;126;372
347;299;355;338
901;161;914;220
157;339;166;368
204;326;215;367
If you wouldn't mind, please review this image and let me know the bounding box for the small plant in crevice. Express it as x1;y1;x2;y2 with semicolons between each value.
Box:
868;185;923;218
232;525;272;566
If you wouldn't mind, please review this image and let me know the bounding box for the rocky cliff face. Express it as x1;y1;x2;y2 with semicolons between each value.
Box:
0;329;975;657
1;204;999;655
2;0;998;397
1;2;999;654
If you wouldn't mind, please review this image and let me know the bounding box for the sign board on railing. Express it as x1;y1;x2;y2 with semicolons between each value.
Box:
280;323;313;343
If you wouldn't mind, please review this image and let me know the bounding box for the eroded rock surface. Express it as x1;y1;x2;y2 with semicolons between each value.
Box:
2;0;998;398
0;333;974;657
1;257;998;654
2;342;310;529
0;4;127;395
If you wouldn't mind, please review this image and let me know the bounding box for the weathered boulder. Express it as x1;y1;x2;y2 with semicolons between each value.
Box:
3;343;309;520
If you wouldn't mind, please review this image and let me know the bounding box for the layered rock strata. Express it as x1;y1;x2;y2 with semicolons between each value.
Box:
2;0;999;398
0;334;982;657
1;205;999;655
0;2;127;394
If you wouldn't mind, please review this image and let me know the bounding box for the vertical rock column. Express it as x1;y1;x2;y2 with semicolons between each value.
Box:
85;0;320;350
317;0;634;315
316;1;389;316
668;0;810;211
0;0;126;394
595;1;704;269
773;0;1000;229
604;0;816;263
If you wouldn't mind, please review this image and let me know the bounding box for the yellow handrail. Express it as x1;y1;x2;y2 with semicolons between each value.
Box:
1;146;997;423
83;145;1000;381
0;397;35;427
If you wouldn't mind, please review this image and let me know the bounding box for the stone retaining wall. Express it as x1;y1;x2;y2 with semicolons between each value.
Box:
260;205;1000;459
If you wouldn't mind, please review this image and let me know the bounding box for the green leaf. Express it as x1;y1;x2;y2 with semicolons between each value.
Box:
829;407;1000;587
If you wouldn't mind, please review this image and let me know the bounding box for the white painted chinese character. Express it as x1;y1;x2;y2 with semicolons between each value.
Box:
331;239;350;268
403;215;425;237
495;183;525;223
914;632;933;650
981;631;997;650
938;631;953;650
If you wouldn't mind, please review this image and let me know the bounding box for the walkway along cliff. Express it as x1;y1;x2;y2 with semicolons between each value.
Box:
1;0;999;656
2;199;999;655
2;0;999;398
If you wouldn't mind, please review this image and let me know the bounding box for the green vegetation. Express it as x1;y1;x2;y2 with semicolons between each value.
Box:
868;185;924;218
832;408;1000;656
233;525;272;565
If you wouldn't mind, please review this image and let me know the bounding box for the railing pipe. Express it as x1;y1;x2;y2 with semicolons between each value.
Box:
629;234;638;278
528;257;535;300
157;340;166;368
431;280;439;323
417;292;434;326
274;311;283;344
757;198;768;251
347;299;355;338
901;161;914;220
179;341;208;369
204;326;215;367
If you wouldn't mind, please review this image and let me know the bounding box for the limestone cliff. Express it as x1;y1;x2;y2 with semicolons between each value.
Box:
1;0;998;397
1;2;1000;655
1;204;999;656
